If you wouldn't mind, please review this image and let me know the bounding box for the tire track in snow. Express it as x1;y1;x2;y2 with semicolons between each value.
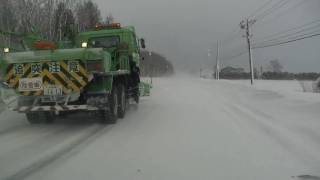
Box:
238;103;320;146
0;125;70;157
224;103;320;169
3;124;113;180
220;82;320;158
0;125;28;137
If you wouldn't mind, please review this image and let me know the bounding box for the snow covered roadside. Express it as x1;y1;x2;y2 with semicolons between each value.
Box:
217;79;320;103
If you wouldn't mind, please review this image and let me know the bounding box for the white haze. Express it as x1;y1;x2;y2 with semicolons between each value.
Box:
93;0;320;73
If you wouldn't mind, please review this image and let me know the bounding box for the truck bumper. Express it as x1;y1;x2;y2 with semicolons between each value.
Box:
11;105;99;113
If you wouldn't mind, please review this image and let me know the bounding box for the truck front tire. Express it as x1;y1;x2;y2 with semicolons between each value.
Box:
118;84;126;119
26;112;55;124
100;87;118;124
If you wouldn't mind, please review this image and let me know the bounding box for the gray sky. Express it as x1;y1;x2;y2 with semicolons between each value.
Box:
93;0;320;73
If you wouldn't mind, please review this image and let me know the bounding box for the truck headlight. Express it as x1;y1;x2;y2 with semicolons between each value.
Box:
81;42;88;48
4;48;9;53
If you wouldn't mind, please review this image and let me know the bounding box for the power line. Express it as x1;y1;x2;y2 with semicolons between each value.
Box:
253;32;320;49
253;22;320;45
254;0;307;29
249;0;275;19
255;28;320;46
220;0;277;46
219;0;277;46
255;0;291;21
254;18;320;43
219;0;311;68
222;31;320;60
254;0;290;20
221;51;248;62
219;0;279;47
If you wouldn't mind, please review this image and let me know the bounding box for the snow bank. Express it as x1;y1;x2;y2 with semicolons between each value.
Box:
219;79;320;103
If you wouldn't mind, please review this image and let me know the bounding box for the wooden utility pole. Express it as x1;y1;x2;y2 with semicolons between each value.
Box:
240;19;256;85
215;41;220;80
149;51;153;84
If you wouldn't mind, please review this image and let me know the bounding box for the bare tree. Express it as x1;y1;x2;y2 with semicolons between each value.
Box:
0;0;17;32
53;2;75;41
105;14;114;25
0;0;102;42
75;0;101;31
268;59;283;73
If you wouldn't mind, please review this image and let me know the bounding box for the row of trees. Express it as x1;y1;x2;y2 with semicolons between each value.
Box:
219;59;319;80
261;72;320;80
0;1;175;76
219;66;320;80
0;0;111;42
260;60;319;80
219;66;258;79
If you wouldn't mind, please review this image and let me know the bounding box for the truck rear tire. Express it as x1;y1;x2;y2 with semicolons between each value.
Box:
26;112;55;124
118;84;126;119
100;87;118;124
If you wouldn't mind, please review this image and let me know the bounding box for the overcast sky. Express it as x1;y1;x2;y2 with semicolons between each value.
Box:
93;0;320;73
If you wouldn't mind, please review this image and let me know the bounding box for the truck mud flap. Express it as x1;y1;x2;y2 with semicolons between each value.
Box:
139;82;152;97
11;105;99;113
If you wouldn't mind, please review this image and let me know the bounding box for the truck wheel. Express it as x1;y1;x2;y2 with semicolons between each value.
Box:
26;113;42;124
26;112;54;124
44;112;55;124
118;84;126;119
100;88;118;124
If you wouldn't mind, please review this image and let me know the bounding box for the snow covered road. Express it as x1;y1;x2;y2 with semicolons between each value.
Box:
0;77;319;180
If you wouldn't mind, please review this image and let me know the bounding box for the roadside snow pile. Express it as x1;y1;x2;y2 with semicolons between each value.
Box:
221;79;320;102
223;80;304;92
312;77;320;93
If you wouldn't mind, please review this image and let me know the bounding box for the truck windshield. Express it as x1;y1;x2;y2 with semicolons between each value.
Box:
89;36;120;48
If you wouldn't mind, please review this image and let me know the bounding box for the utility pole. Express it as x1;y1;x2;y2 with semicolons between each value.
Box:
240;19;256;85
206;49;212;79
149;51;153;84
215;41;220;80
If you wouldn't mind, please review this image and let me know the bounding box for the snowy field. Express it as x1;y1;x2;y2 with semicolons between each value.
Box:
0;76;319;180
217;79;320;103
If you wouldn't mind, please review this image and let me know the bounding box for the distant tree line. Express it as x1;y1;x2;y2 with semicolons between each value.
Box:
218;66;258;79
140;51;174;77
219;59;320;80
0;0;113;42
261;72;320;80
260;60;319;80
219;66;320;81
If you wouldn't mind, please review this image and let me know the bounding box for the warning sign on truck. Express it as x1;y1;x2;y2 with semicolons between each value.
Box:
18;78;43;92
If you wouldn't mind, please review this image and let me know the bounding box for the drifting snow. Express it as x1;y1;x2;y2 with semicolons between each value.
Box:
219;79;320;103
0;76;319;180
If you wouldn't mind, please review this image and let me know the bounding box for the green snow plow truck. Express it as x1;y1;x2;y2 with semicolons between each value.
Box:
0;23;151;124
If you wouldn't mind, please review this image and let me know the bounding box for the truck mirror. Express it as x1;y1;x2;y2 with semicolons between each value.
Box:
140;38;146;49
